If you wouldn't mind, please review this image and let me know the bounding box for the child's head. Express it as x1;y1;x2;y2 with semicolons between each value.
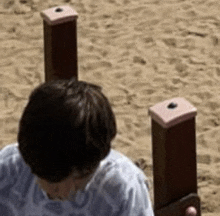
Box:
18;78;116;183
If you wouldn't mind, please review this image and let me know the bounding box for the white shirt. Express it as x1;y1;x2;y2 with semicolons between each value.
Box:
0;143;154;216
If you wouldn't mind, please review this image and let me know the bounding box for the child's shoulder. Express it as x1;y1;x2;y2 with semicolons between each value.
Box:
87;149;148;204
92;149;147;190
0;143;26;174
0;143;29;188
0;143;21;162
104;149;147;179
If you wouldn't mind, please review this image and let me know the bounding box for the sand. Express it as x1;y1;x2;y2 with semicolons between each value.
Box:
1;0;220;215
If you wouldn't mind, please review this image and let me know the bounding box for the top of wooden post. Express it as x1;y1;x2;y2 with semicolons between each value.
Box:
40;5;78;26
149;97;197;128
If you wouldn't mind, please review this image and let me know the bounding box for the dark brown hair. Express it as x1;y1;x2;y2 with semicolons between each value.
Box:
18;78;116;182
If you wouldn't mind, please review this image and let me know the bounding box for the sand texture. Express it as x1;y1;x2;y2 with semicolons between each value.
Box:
1;0;220;215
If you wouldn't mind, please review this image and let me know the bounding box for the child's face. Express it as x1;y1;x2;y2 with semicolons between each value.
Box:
36;171;95;201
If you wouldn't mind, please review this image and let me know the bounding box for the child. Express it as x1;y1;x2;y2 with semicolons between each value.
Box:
0;78;154;215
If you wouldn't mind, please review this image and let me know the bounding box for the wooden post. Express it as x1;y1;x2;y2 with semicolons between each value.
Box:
41;5;78;82
149;98;201;216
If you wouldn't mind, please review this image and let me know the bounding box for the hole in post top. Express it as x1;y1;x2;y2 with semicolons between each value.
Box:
167;102;178;109
55;8;63;13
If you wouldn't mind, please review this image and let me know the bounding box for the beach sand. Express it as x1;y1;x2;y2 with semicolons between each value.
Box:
1;0;220;215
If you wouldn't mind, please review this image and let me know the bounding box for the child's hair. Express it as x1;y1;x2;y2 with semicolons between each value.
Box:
18;78;116;182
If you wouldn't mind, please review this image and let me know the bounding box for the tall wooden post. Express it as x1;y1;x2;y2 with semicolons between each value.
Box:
41;5;78;82
149;98;201;216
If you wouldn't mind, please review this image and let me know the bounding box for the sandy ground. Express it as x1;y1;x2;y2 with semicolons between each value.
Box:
1;0;220;215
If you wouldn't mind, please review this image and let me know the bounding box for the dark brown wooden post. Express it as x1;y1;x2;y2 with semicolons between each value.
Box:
149;98;201;216
41;5;78;82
